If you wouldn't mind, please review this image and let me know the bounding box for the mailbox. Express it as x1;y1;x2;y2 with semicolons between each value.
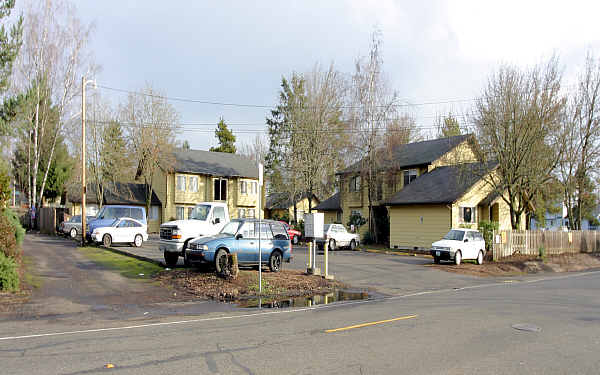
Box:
304;213;324;239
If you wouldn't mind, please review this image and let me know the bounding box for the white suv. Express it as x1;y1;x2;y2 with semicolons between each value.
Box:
431;229;486;265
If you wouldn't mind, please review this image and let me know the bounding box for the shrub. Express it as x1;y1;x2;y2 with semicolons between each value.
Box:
0;212;20;260
2;208;25;246
0;252;19;292
478;220;499;251
362;231;375;245
347;214;366;232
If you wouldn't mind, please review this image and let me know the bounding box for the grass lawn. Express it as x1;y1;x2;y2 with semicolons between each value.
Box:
78;246;164;279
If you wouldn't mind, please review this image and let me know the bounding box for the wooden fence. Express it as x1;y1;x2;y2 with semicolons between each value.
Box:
492;230;600;261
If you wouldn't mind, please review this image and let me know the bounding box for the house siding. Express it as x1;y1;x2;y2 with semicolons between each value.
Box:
389;205;450;249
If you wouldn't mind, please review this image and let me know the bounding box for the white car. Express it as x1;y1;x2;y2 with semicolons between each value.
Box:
431;229;486;265
316;224;360;251
91;217;148;248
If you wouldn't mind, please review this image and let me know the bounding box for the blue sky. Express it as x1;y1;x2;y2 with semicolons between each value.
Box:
68;0;600;150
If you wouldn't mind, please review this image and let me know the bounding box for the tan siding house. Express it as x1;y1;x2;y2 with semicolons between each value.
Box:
152;149;263;224
264;192;320;222
337;135;478;240
314;192;342;224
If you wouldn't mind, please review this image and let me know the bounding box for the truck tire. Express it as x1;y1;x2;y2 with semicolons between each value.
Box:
164;252;179;268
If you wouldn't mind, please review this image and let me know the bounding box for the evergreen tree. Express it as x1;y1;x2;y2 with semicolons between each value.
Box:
0;0;22;137
182;140;190;150
210;117;236;153
101;120;131;184
437;113;461;138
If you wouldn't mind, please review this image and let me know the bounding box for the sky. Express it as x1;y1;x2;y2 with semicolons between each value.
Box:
64;0;600;150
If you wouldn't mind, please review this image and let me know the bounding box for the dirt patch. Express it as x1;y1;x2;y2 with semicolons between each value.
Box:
431;253;600;277
156;269;347;302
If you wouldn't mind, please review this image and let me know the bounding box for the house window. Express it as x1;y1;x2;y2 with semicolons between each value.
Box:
238;208;246;218
187;207;194;219
461;207;475;223
214;179;227;201
176;206;184;220
247;208;255;218
403;169;417;187
376;183;383;200
336;211;342;223
251;182;258;194
350;175;361;192
176;175;186;191
188;176;198;192
149;206;159;220
240;181;247;194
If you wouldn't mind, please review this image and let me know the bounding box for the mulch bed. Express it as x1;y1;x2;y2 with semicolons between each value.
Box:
155;269;347;302
430;253;600;277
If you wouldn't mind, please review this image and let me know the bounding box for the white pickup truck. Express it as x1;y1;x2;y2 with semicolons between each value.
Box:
159;202;229;267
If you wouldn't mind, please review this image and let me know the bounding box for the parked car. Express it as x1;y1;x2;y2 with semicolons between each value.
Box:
59;215;95;239
90;217;148;247
316;223;359;251
185;219;291;272
160;202;230;268
86;205;147;241
280;221;302;245
430;229;486;265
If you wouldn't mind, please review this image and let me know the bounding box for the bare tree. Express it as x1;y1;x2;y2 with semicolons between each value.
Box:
122;83;179;218
348;29;400;240
557;53;600;229
14;0;95;210
239;134;268;164
473;57;566;229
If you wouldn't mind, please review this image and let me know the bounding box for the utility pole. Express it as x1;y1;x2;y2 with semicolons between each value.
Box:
81;77;96;246
81;76;86;246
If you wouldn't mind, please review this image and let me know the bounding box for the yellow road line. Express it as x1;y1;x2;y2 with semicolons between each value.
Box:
325;315;418;333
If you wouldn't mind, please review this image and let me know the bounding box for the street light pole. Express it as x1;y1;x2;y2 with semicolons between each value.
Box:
80;76;96;246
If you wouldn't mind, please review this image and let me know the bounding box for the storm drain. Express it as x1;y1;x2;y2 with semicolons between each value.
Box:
512;323;541;332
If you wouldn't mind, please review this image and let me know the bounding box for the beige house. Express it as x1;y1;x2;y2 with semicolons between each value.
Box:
152;149;263;225
336;134;515;247
264;192;320;222
314;192;342;224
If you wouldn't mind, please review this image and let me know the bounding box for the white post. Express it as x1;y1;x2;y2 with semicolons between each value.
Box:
257;163;263;295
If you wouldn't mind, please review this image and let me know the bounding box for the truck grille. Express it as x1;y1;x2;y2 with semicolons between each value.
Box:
160;227;173;240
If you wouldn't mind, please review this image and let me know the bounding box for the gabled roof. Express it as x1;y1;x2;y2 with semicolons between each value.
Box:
314;192;341;211
174;149;258;178
68;182;161;206
265;192;320;210
385;162;494;206
339;134;472;175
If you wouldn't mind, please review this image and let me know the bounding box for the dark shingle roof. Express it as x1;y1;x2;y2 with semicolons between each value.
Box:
174;149;258;178
385;162;494;206
265;192;320;210
339;134;472;175
314;192;341;211
68;182;161;206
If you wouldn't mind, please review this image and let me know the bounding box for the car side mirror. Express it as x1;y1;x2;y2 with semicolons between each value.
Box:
214;218;220;224
235;233;243;240
464;238;469;242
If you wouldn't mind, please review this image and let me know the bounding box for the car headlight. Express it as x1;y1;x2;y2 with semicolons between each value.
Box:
433;246;451;251
171;228;181;239
190;243;208;251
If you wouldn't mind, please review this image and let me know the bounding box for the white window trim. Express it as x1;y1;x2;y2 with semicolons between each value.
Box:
176;175;186;192
460;206;476;224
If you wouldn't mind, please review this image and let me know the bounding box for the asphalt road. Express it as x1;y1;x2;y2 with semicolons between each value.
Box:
1;269;599;374
2;234;600;374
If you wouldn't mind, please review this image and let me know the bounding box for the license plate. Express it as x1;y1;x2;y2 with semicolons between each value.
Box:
436;251;440;256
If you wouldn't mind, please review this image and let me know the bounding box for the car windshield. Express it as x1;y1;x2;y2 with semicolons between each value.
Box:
189;205;211;220
220;221;241;235
443;230;465;241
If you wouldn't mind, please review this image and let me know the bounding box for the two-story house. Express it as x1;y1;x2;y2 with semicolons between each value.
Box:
152;149;263;225
330;134;514;248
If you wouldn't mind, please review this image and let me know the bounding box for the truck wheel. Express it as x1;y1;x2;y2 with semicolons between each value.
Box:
329;239;336;251
133;234;143;247
70;228;77;239
477;250;484;265
269;251;282;272
164;252;179;268
292;235;299;245
215;249;228;274
349;239;356;250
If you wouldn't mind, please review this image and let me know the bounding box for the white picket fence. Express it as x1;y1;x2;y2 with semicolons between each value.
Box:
492;230;600;261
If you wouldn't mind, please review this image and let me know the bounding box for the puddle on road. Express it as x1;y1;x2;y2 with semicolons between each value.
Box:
237;290;369;309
